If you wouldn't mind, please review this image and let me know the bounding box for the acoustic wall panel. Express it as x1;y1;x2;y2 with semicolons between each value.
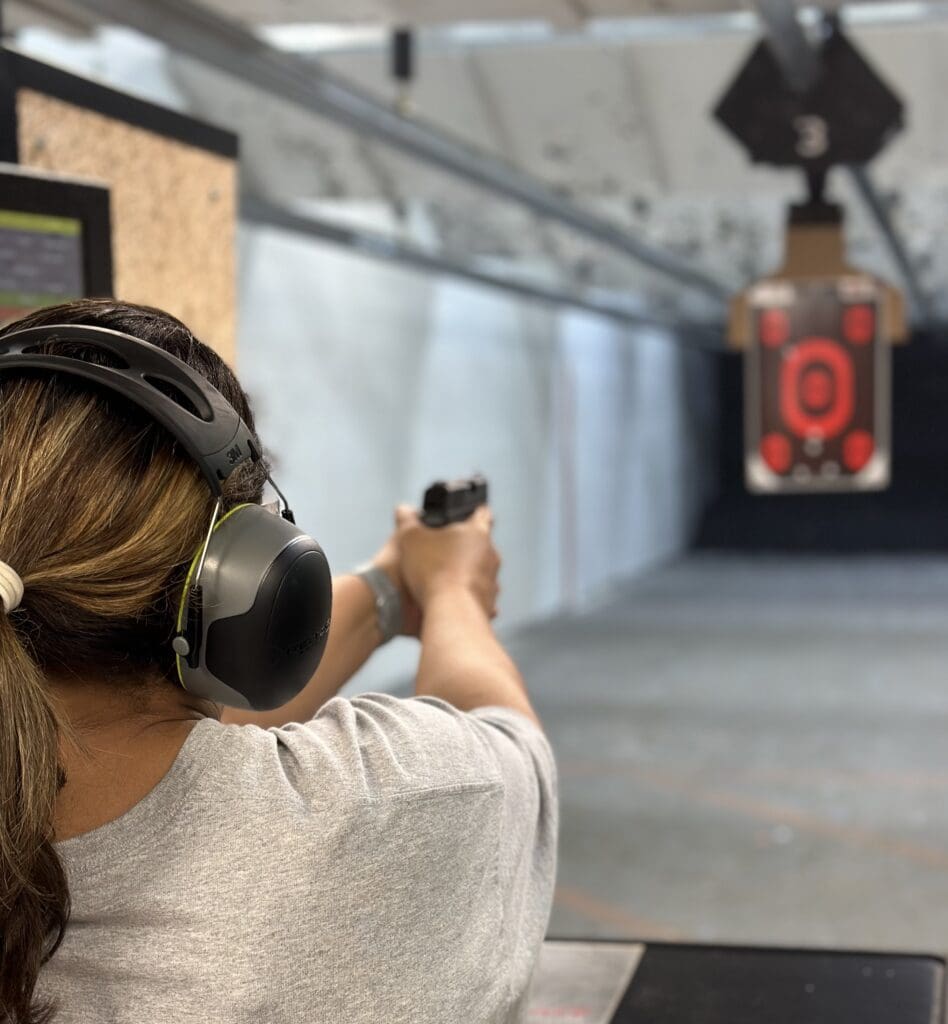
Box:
4;51;239;363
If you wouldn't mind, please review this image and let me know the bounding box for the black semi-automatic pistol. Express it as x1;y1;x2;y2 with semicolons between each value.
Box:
421;474;489;528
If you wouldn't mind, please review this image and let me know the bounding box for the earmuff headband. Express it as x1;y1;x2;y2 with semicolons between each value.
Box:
0;324;260;494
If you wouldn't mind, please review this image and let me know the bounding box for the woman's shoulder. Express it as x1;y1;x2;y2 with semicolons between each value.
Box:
203;693;553;807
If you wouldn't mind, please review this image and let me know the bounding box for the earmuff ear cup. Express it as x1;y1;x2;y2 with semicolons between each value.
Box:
175;504;332;710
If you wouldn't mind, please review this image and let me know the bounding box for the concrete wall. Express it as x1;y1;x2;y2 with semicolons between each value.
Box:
239;221;717;689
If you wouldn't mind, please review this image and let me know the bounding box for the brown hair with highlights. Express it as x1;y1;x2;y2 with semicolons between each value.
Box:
0;300;266;1022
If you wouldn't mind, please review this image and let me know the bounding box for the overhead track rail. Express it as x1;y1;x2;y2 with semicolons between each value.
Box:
241;194;724;351
260;6;948;57
754;0;933;324
29;0;730;304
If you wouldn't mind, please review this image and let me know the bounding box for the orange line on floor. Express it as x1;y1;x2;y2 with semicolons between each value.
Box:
635;768;948;872
553;884;684;941
559;758;948;792
696;790;948;869
558;758;948;870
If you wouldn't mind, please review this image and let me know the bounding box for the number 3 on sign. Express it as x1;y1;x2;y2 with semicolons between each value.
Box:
794;115;829;159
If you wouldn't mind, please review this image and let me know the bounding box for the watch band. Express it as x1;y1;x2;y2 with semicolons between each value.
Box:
353;564;402;645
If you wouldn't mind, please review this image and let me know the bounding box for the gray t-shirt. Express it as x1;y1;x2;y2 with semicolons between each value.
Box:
37;694;558;1023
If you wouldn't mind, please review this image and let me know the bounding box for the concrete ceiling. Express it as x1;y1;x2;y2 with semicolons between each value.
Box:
167;5;948;319
200;0;750;27
10;0;948;323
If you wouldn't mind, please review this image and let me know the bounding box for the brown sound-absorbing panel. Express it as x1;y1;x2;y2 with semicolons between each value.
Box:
8;53;239;364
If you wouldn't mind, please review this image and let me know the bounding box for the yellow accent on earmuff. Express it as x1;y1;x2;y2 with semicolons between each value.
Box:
174;502;253;689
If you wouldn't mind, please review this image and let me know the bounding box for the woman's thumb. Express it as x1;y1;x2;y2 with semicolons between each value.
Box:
395;503;419;528
473;504;494;532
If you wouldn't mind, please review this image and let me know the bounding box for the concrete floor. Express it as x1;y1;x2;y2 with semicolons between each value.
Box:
505;554;948;953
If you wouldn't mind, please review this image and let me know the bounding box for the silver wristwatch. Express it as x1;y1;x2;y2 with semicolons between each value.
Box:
353;564;402;645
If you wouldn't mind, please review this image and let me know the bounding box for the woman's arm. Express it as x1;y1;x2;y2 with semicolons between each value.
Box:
396;505;539;725
221;573;384;728
415;583;538;725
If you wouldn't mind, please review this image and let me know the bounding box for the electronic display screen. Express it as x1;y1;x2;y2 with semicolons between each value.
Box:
0;208;86;323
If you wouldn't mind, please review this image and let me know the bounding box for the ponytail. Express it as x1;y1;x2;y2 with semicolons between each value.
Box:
0;614;69;1023
0;298;269;1021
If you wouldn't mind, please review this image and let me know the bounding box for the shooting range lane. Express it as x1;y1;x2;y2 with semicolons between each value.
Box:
505;554;948;951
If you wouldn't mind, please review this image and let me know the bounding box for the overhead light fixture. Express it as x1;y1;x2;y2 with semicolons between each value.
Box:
258;23;387;52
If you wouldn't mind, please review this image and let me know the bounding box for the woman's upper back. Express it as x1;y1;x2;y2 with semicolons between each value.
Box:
38;694;558;1024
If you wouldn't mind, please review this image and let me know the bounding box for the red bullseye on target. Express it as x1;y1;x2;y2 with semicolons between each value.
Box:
760;433;792;474
780;338;854;440
800;366;834;411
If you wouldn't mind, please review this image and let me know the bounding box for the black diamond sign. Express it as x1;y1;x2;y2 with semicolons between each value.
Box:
714;29;904;172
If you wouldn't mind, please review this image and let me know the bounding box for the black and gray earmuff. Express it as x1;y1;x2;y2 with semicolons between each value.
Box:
0;323;333;710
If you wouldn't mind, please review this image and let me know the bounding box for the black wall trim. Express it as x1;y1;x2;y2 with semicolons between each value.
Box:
0;51;19;163
6;48;237;159
0;168;113;299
